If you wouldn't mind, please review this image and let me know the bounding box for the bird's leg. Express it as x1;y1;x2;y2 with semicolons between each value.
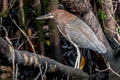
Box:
65;32;81;69
71;42;81;69
75;45;81;68
57;25;81;69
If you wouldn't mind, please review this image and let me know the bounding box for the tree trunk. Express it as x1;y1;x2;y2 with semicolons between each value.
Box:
2;0;8;17
35;0;45;55
48;0;62;63
19;0;25;26
101;0;118;50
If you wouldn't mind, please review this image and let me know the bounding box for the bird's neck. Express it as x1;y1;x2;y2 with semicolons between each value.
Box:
55;11;77;25
55;12;77;37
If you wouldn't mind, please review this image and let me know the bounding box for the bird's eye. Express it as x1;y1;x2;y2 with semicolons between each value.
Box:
58;4;65;9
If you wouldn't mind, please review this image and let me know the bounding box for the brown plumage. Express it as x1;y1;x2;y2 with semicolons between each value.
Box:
36;9;107;68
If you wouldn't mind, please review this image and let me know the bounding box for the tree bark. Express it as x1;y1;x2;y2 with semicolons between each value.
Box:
0;37;88;80
60;0;120;79
2;0;8;17
101;0;118;50
48;0;62;63
19;0;25;26
35;0;45;55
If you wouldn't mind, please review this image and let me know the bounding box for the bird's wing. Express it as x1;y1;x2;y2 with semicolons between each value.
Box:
65;19;106;53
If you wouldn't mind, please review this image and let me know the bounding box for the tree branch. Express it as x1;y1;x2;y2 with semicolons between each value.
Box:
0;37;89;80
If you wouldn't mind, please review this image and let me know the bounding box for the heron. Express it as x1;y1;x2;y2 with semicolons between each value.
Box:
36;9;107;69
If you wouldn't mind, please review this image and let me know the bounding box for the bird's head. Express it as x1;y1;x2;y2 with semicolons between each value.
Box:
36;9;64;20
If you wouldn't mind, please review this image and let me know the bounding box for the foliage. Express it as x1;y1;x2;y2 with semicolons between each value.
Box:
116;27;120;35
41;0;50;13
23;4;29;18
0;10;9;17
98;9;106;20
97;0;102;5
42;0;49;7
45;40;50;46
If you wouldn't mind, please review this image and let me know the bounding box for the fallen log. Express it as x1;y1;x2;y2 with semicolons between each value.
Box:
0;37;89;80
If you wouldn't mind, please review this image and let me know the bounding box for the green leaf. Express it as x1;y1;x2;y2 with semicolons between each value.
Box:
45;40;50;46
98;9;106;20
97;0;102;5
117;27;120;34
0;10;9;17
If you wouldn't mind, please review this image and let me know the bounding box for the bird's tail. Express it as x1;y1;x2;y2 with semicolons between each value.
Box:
97;41;107;54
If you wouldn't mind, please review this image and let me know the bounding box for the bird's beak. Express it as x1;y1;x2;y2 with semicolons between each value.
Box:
36;13;54;20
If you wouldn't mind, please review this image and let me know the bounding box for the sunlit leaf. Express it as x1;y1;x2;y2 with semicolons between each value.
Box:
45;40;50;46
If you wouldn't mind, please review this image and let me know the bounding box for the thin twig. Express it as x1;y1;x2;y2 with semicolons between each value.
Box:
17;40;27;49
9;15;43;80
113;1;118;13
15;64;18;80
10;36;38;40
105;28;117;34
15;33;21;48
34;64;43;80
96;62;120;77
43;62;48;77
113;38;120;46
9;0;16;9
109;13;119;28
9;15;42;80
109;12;120;45
112;1;120;3
9;14;36;53
95;67;109;72
17;36;39;49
